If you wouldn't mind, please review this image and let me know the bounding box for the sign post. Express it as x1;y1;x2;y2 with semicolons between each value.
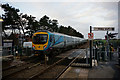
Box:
118;45;120;66
89;26;92;68
106;31;110;61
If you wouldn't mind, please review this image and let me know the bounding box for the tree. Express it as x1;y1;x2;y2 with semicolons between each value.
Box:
58;25;84;38
58;25;67;34
39;15;51;30
1;3;84;40
1;4;20;36
22;14;39;37
1;3;25;36
51;19;58;32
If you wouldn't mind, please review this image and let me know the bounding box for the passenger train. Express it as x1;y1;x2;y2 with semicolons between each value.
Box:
32;30;87;55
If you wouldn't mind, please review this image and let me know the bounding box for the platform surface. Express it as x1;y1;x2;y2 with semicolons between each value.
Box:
59;52;120;80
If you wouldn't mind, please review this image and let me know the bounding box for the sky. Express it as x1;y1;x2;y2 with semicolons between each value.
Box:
0;0;119;39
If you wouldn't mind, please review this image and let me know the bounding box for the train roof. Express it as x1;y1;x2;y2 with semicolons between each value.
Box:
35;30;84;39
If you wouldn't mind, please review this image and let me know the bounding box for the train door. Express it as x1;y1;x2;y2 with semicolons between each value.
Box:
64;36;66;47
50;34;55;46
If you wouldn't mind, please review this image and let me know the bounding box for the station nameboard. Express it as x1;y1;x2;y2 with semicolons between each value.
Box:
93;27;114;31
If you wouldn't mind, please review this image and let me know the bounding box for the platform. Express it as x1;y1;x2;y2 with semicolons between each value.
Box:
59;67;89;79
59;52;120;79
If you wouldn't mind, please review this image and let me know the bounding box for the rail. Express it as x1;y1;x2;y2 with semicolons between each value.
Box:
55;53;80;80
28;49;83;80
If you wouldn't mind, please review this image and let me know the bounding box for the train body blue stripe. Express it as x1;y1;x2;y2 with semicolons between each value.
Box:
46;32;64;50
54;36;64;45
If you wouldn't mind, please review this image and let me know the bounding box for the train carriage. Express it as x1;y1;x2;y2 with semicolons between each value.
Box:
32;30;86;54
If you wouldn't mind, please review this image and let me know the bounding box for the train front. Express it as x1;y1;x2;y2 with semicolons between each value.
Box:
32;31;49;53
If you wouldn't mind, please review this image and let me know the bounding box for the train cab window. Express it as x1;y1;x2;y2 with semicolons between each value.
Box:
33;34;48;44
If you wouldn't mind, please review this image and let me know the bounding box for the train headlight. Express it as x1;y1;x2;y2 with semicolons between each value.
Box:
32;45;35;49
43;45;47;49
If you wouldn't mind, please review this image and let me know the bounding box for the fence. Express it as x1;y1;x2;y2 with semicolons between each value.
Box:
2;46;33;56
92;46;119;63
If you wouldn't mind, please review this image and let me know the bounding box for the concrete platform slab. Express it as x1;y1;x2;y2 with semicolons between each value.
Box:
59;52;120;80
60;67;89;79
88;61;120;79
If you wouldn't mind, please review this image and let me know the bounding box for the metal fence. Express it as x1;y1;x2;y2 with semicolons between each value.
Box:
92;46;119;63
2;46;33;56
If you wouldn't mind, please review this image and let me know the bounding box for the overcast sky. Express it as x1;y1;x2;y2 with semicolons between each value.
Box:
0;0;119;39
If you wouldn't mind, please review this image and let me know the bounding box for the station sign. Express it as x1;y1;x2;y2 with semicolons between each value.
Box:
88;33;94;40
93;27;114;31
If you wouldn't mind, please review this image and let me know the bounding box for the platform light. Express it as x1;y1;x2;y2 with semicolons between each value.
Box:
0;19;3;22
43;45;47;49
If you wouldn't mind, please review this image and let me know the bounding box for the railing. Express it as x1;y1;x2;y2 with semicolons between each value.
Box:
92;46;119;63
2;46;33;57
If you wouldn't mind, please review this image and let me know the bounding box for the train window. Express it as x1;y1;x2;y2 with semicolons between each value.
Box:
33;34;48;44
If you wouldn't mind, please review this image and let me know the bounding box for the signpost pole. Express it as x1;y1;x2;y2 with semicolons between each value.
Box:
106;31;109;61
90;26;92;68
118;45;120;65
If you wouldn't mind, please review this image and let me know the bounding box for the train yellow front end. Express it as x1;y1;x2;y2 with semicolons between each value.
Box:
32;31;49;52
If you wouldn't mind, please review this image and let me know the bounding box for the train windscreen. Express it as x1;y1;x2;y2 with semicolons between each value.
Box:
33;34;48;44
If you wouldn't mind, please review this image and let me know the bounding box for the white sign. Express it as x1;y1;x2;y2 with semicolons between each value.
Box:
93;27;114;31
23;42;32;48
3;43;12;47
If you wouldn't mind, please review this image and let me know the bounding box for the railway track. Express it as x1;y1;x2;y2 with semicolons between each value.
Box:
79;41;89;49
2;55;38;71
28;50;83;80
2;56;42;79
2;54;66;79
2;42;88;79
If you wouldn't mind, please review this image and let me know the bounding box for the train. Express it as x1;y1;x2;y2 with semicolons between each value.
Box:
32;30;87;55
